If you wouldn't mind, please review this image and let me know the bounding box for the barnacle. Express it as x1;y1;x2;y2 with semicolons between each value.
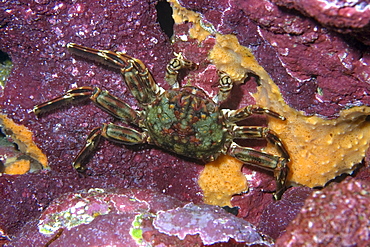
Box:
0;114;48;174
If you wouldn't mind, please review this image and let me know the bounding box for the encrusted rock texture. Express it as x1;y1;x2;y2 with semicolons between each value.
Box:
7;188;275;246
276;179;370;246
0;0;369;245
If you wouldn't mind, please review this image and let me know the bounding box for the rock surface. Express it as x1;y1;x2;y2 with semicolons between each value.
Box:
1;0;369;245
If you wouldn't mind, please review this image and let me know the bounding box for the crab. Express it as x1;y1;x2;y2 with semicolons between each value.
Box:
33;43;290;199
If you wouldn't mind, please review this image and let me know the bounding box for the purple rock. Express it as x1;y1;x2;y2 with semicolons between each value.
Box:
1;0;370;244
5;188;186;246
271;0;370;45
258;186;313;239
0;0;202;241
6;188;273;246
153;203;274;246
179;0;370;116
276;179;370;246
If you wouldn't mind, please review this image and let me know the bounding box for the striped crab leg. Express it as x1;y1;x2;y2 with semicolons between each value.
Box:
67;43;164;105
72;124;148;173
223;106;290;199
33;86;145;172
33;86;140;125
228;143;289;200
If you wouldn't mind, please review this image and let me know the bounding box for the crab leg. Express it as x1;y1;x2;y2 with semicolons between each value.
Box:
73;123;147;172
223;105;285;123
165;52;198;88
227;142;289;200
233;126;290;160
73;127;102;172
33;87;94;115
34;86;140;125
67;43;163;105
102;123;147;145
90;87;140;125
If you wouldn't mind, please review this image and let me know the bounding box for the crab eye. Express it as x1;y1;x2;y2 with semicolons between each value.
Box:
219;72;232;92
169;58;181;70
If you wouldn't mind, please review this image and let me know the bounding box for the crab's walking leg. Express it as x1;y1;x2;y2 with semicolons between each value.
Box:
73;127;102;172
227;143;289;200
33;86;140;125
233;126;290;160
90;87;140;125
73;123;147;172
33;87;93;115
67;43;163;105
223;105;286;123
165;53;198;88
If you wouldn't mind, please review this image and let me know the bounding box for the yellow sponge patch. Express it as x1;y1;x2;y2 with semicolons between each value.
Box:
4;159;31;175
254;82;370;187
198;154;248;207
0;114;48;174
170;0;211;41
209;34;263;82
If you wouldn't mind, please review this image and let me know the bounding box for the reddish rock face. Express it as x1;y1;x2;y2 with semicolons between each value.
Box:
276;179;370;246
1;0;369;245
180;0;370;117
0;0;201;242
6;188;273;246
271;0;370;45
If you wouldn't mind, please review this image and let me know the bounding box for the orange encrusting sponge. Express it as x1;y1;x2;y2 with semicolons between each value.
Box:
254;79;370;187
4;160;31;175
198;154;248;207
0;114;48;174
